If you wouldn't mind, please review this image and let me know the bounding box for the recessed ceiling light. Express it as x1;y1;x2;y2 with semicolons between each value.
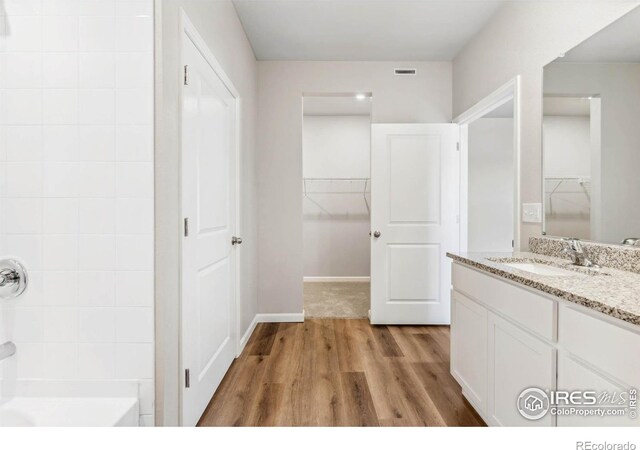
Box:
355;94;367;100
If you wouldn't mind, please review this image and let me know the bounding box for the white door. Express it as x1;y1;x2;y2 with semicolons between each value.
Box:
370;124;459;324
181;33;238;426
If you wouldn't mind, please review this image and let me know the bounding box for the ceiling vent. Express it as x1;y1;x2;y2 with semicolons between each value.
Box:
394;68;417;75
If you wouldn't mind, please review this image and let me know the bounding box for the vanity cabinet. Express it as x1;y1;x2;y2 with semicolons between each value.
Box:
451;261;639;427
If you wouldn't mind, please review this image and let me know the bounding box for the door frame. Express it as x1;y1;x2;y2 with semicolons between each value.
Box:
177;9;243;424
453;76;522;251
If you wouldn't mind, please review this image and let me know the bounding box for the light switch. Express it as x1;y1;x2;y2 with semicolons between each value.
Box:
522;203;542;223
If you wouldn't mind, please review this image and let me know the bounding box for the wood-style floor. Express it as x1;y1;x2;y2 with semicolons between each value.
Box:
198;319;485;427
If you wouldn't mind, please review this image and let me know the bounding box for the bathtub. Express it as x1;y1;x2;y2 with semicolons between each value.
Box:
0;397;139;427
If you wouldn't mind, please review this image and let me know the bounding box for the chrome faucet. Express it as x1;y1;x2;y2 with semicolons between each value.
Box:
562;238;598;268
621;237;640;246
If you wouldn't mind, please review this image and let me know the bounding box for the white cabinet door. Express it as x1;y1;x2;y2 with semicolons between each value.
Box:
488;312;556;426
370;124;459;324
558;353;638;427
451;290;488;414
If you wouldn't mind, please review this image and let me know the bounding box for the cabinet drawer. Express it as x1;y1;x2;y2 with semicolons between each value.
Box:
452;263;557;341
559;305;640;388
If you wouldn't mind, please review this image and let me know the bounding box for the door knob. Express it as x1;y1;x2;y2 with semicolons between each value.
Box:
0;259;28;300
373;231;381;238
232;236;243;245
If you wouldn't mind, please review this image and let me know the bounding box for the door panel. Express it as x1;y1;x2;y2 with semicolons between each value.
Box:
371;124;459;324
181;33;237;427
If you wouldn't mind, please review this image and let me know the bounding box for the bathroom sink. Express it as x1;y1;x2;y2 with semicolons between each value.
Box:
501;262;580;277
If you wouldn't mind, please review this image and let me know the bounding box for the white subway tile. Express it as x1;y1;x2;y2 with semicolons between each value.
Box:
115;16;152;52
78;271;115;306
17;270;44;306
78;235;115;270
115;271;152;307
4;53;43;88
43;271;78;306
43;53;78;89
43;162;79;197
78;343;115;379
77;0;116;17
2;90;42;125
138;379;154;415
42;235;78;270
79;198;115;233
43;343;78;379
116;235;152;271
5;126;43;161
43;16;78;52
116;52;152;89
43;126;79;161
115;307;152;343
78;89;115;124
3;0;43;16
115;162;152;198
2;198;43;234
43;90;78;125
5;162;43;197
43;0;80;16
115;125;152;162
43;307;78;342
116;88;152;124
4;16;43;52
78;162;115;197
3;235;43;271
79;125;115;161
15;343;44;379
77;307;115;343
115;343;152;378
43;198;79;234
116;198;152;234
12;307;44;343
79;52;115;89
79;16;115;51
116;0;152;17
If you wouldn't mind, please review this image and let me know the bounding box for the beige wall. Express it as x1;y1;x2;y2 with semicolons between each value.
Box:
257;61;452;315
155;0;258;425
452;1;639;248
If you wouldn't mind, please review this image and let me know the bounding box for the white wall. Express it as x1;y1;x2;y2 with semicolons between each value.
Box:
156;0;258;425
468;118;514;252
544;63;640;243
0;0;154;426
258;60;451;315
303;115;370;277
452;1;639;248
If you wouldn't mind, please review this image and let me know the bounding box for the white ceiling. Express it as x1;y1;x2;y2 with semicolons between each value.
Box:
303;95;372;116
232;0;506;61
561;5;640;63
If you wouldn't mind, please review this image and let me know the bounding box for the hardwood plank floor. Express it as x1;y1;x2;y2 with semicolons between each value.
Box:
197;319;485;427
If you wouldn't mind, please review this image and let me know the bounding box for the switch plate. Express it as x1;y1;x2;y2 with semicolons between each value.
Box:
522;203;542;223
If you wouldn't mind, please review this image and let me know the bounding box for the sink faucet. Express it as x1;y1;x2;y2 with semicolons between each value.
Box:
562;238;598;268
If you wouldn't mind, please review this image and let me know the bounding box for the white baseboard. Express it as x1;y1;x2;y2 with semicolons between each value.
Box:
304;276;370;283
255;312;305;323
237;315;259;356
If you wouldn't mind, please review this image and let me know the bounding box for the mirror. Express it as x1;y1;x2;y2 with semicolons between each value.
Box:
542;6;640;246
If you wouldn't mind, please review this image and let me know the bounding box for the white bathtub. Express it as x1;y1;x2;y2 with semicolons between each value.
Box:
0;397;139;427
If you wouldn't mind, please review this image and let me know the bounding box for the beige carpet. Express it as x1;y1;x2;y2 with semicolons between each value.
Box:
304;282;370;318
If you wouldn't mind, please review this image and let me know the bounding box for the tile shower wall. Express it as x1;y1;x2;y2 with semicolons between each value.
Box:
0;0;154;425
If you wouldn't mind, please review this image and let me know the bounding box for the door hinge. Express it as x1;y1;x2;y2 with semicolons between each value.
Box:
184;217;189;237
456;141;460;151
183;65;189;85
512;239;515;248
185;369;190;388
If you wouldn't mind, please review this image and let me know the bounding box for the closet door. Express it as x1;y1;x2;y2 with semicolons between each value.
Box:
370;124;459;324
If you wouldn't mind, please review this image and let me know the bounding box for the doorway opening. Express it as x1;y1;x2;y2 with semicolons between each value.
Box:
301;93;372;318
455;77;521;252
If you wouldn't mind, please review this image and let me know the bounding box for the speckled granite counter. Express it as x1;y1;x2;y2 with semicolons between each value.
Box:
446;251;640;327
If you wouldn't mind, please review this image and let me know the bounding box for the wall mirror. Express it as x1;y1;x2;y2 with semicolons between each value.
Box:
542;6;640;246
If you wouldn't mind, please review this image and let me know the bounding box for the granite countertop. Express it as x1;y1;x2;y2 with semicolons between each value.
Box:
446;251;640;327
